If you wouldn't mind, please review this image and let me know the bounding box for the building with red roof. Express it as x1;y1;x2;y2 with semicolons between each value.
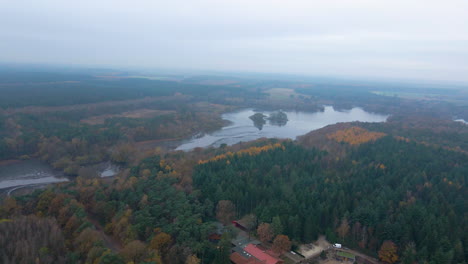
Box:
230;243;283;264
230;252;263;264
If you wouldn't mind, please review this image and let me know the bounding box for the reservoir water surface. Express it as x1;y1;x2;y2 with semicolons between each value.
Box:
0;160;68;194
176;106;388;150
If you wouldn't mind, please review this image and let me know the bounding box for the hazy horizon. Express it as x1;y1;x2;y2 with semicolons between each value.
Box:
1;0;468;83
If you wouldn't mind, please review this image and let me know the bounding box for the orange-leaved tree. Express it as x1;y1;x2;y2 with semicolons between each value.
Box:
379;240;399;264
272;235;291;254
149;229;172;254
216;200;236;225
257;223;274;243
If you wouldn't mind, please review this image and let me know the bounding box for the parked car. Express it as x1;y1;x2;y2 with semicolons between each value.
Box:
333;243;342;249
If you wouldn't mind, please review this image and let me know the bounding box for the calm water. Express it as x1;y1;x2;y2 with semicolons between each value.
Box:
0;160;68;190
0;160;119;194
176;106;388;150
100;162;120;177
455;119;467;124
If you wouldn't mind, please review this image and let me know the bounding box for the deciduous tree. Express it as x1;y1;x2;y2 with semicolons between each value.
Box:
336;218;350;241
120;240;148;264
74;228;102;256
272;235;291;254
240;214;257;231
186;254;201;264
379;240;399;264
149;231;172;254
257;223;274;243
216;200;236;225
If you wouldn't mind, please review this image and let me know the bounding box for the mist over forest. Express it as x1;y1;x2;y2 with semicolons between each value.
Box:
1;1;468;264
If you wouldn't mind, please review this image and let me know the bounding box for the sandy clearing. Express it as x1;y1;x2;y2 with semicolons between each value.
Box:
299;236;331;258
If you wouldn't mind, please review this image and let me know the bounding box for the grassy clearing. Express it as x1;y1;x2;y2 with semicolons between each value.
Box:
80;109;176;125
372;91;442;100
265;88;308;100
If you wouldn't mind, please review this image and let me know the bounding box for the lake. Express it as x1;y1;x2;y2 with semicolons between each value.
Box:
176;106;389;150
0;160;68;195
454;119;467;124
0;160;120;196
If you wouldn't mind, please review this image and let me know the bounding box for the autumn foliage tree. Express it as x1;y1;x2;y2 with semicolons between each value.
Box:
379;240;399;264
257;223;274;243
150;230;172;254
198;143;285;164
216;200;236;225
120;240;148;263
186;254;201;264
272;235;291;254
74;228;102;257
336;218;350;241
0;216;67;264
239;214;257;232
327;127;386;145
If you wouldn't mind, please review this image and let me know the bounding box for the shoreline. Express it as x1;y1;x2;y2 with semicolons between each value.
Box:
0;159;21;166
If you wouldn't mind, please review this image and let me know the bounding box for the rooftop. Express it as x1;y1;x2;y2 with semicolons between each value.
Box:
232;233;261;248
230;252;263;264
244;244;283;264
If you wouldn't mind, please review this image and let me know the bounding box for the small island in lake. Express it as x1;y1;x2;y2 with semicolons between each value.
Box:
249;112;267;130
249;111;289;129
268;111;288;126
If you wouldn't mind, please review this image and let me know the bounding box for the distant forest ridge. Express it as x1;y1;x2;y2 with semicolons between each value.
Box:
0;70;466;109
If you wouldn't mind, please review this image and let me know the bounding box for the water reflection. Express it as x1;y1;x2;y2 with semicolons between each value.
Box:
249;113;267;130
176;106;388;151
250;111;289;130
0;160;67;190
267;111;288;127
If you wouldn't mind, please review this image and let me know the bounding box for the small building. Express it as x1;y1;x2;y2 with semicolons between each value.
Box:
208;233;222;243
336;251;356;262
230;244;284;264
232;215;257;232
232;220;248;231
208;222;225;243
231;233;260;248
230;251;263;264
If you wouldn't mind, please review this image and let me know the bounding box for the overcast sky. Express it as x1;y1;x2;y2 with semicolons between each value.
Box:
1;0;468;82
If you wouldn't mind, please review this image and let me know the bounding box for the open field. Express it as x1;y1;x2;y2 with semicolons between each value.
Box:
372;90;444;100
371;90;468;106
265;88;309;100
81;109;175;125
3;95;190;115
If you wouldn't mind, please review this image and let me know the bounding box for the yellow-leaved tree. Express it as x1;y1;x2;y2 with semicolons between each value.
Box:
379;240;399;264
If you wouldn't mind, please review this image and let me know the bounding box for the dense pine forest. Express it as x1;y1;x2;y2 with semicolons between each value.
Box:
194;138;467;263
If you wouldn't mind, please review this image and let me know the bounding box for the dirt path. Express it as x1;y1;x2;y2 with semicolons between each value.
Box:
340;248;380;264
298;236;380;264
320;260;352;264
87;215;123;252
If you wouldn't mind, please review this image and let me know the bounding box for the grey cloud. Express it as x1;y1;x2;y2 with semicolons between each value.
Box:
1;0;468;82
